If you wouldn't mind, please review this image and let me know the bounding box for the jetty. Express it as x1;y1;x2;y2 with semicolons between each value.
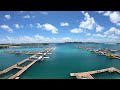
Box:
0;45;10;49
77;46;120;59
70;67;120;79
0;47;55;79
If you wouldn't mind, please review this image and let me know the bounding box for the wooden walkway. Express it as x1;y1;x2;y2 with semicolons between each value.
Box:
70;67;120;79
0;47;54;79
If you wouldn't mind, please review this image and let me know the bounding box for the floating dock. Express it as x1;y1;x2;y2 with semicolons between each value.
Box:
70;67;120;79
0;47;54;79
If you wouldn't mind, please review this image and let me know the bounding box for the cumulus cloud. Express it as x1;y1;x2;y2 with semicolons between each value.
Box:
93;34;106;37
40;11;48;15
30;24;33;28
5;15;11;19
14;24;20;29
60;22;69;26
70;28;83;33
96;11;105;14
14;24;23;29
42;24;58;34
109;11;120;26
103;11;111;16
98;11;120;26
80;12;96;30
70;12;104;34
62;37;72;42
86;33;91;36
96;25;104;32
36;23;42;29
81;11;85;14
1;35;72;44
104;27;120;35
107;34;119;40
0;25;13;33
36;23;58;34
23;15;31;19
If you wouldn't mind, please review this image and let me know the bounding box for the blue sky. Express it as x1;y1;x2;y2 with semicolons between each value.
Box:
0;11;120;43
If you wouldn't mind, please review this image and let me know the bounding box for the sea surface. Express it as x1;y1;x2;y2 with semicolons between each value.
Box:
0;43;120;79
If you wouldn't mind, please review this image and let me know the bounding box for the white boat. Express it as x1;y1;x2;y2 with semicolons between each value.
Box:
44;57;49;59
37;56;42;60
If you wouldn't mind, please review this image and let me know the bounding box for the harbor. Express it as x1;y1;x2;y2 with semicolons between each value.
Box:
1;43;120;79
1;11;120;79
70;67;120;79
77;46;120;59
0;47;55;79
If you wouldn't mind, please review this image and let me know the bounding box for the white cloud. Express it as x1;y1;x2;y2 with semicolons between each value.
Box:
96;11;105;14
42;24;58;34
104;27;120;35
60;22;69;26
99;11;120;26
14;24;23;29
62;37;72;42
30;24;33;28
103;11;111;16
23;15;31;19
93;34;106;38
40;11;48;15
19;11;26;13
107;34;119;40
96;25;104;32
0;25;13;33
0;35;66;44
36;23;42;29
70;12;104;34
109;11;120;26
86;33;91;36
37;23;58;34
81;11;85;14
70;28;83;33
80;12;96;30
5;15;11;20
14;24;20;29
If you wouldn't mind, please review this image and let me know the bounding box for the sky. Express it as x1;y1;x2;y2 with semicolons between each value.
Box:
0;11;120;44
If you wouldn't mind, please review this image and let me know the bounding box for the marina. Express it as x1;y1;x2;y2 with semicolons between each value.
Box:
77;46;120;59
0;47;54;79
70;67;120;79
1;11;120;79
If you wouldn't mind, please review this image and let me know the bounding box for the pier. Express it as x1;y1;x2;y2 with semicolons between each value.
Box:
77;46;120;59
0;45;10;49
70;67;120;79
0;47;55;79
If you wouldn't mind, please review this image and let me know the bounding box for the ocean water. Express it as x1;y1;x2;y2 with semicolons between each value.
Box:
0;43;120;79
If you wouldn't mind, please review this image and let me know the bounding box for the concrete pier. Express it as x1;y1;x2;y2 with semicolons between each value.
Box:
70;67;120;79
0;47;54;79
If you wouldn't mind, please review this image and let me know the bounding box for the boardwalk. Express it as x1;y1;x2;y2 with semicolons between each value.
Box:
70;67;120;79
0;47;54;79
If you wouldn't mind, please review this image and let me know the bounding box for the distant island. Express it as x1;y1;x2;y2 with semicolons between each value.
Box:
0;43;49;49
65;41;98;44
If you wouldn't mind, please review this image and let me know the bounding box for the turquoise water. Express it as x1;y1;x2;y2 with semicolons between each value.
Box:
0;43;120;79
0;69;19;79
